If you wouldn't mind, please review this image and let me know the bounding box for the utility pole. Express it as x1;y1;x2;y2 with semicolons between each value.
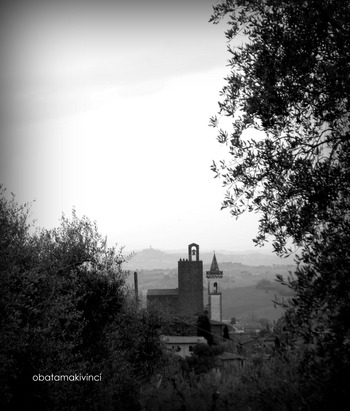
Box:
134;271;138;308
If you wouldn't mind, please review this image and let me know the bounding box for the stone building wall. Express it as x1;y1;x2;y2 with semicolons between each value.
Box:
178;259;204;317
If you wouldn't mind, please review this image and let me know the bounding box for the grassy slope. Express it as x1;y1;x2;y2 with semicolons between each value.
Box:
222;286;286;323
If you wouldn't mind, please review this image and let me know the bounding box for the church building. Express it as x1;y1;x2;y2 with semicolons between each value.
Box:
147;243;225;324
147;243;204;317
206;253;223;322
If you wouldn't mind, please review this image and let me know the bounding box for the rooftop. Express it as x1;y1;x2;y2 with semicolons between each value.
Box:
206;253;223;278
161;335;207;344
147;288;178;296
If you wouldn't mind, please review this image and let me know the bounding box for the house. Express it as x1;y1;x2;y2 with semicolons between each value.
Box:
161;335;207;358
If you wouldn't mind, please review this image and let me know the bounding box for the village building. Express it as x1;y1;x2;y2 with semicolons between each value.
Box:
161;335;207;358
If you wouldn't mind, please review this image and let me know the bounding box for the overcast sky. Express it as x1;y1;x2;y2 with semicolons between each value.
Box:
0;0;270;253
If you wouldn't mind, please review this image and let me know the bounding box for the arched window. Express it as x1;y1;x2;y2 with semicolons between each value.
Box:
188;243;199;261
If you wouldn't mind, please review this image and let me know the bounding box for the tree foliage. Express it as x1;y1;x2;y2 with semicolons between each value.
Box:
0;187;167;410
141;349;306;411
209;0;350;254
197;312;214;346
276;213;350;408
181;343;224;375
210;1;350;407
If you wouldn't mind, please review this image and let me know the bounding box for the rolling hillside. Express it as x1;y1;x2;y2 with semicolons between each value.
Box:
222;285;287;323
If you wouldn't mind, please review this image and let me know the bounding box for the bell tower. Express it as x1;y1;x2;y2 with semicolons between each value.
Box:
178;243;203;317
206;253;223;322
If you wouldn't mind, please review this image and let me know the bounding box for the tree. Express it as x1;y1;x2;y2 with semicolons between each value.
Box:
182;344;224;375
0;189;167;410
223;324;230;340
209;1;350;408
256;278;272;290
276;213;350;408
209;0;350;255
197;312;214;346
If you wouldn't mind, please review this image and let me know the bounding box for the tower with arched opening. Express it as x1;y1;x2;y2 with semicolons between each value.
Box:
206;253;223;322
177;243;204;317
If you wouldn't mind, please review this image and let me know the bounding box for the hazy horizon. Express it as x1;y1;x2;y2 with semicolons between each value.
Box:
123;245;277;255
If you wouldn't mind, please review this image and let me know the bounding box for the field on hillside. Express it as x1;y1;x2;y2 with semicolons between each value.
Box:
222;286;287;323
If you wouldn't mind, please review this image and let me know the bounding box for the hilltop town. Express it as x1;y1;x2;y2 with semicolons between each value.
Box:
126;243;294;367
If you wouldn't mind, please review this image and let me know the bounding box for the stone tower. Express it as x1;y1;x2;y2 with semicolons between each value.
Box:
206;253;223;322
177;243;204;317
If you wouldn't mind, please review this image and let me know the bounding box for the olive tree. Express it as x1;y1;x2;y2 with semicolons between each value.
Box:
0;188;167;410
209;1;350;407
209;0;350;254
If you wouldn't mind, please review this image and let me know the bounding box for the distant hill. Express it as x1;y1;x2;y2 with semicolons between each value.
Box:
125;247;294;270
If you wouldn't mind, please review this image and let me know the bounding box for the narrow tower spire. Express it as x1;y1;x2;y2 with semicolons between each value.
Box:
209;253;221;275
207;253;223;278
206;253;223;322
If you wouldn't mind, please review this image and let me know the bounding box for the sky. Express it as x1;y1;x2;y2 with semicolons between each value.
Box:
0;0;270;253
